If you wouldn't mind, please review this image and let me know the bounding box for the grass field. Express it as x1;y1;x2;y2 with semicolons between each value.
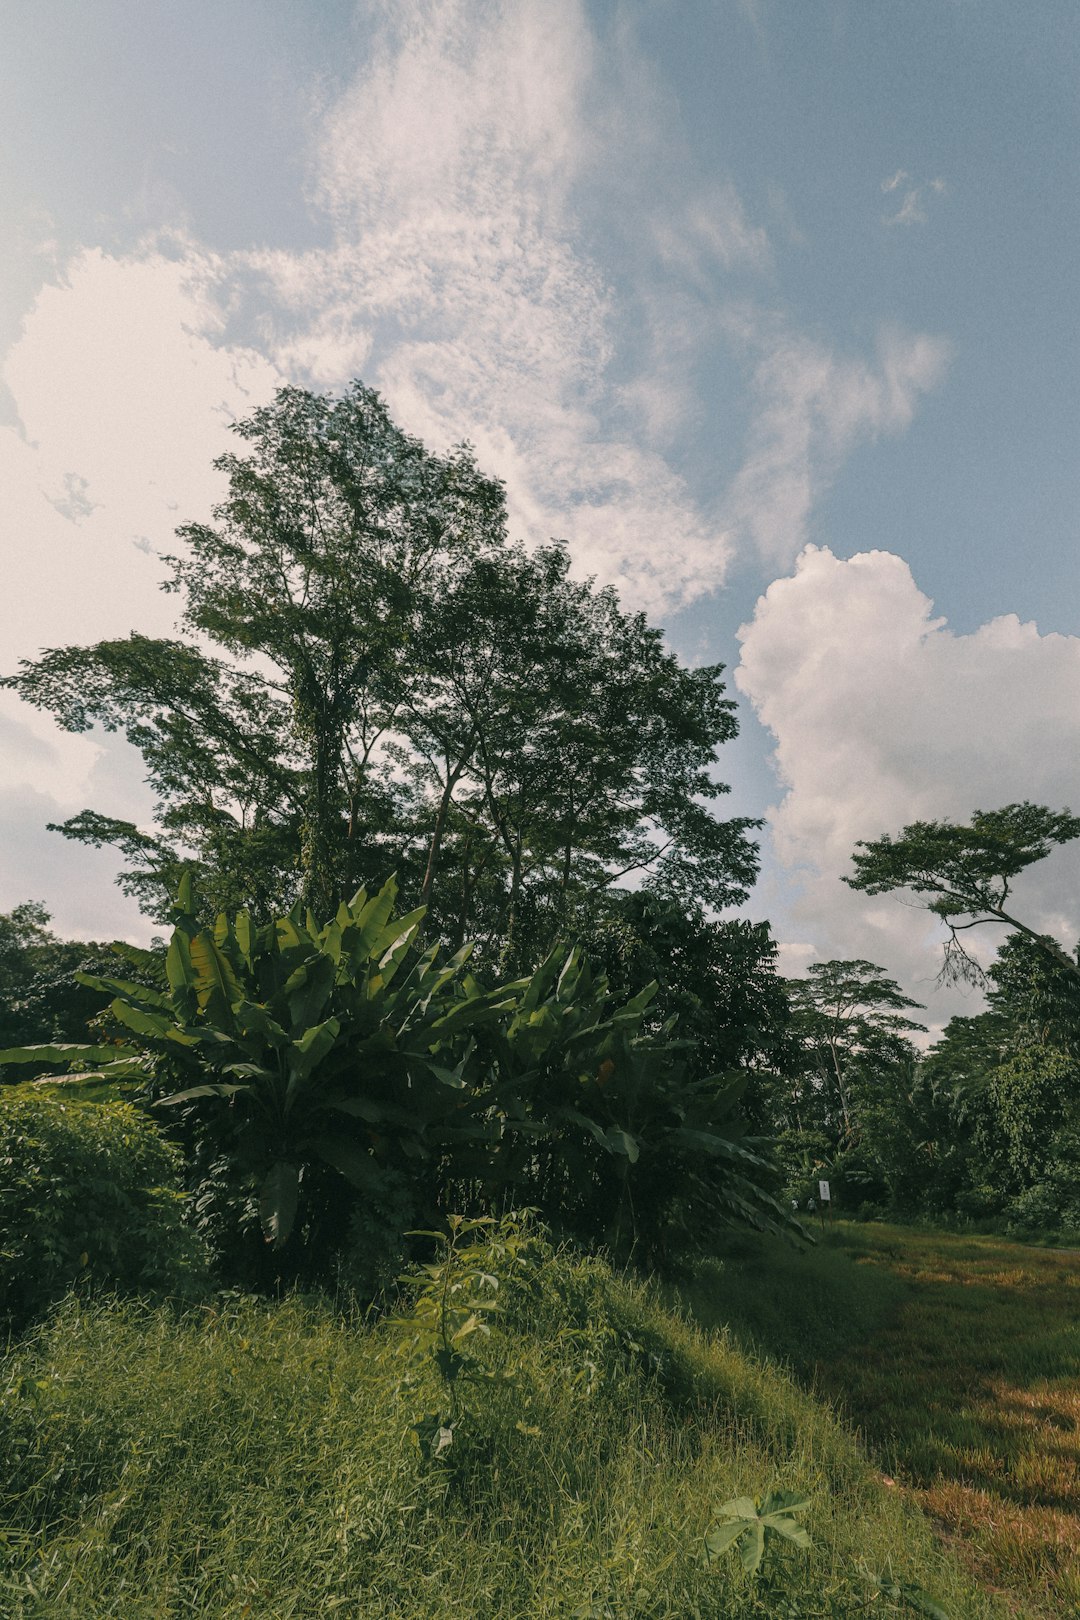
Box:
0;1236;1017;1620
684;1224;1080;1617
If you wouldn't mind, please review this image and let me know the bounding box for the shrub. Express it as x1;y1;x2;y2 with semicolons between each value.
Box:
0;1088;206;1333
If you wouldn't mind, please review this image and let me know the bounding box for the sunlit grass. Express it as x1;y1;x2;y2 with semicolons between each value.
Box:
688;1224;1080;1617
0;1252;1016;1619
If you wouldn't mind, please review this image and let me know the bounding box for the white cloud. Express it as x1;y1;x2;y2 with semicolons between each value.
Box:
723;319;950;565
242;0;731;610
1;241;280;660
881;170;947;227
0;243;282;934
736;546;1080;1028
654;181;772;285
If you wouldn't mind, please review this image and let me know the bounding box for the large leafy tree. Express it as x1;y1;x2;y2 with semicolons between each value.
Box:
4;384;758;958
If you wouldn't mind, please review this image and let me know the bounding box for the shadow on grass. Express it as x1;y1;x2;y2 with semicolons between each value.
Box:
681;1222;1080;1617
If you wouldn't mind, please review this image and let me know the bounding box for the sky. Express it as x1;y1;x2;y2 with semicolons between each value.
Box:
1;0;1079;1035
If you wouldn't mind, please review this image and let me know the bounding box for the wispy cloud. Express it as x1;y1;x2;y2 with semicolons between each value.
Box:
722;315;950;565
0;1;954;638
881;169;947;226
242;0;732;609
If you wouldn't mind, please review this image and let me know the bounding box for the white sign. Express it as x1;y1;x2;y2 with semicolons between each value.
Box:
818;1180;831;1202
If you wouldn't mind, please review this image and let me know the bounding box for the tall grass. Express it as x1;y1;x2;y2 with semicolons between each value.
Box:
0;1243;1014;1619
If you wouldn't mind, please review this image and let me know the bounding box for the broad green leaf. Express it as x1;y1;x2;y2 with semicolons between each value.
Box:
234;910;255;967
325;1095;385;1123
427;1059;469;1090
74;973;170;1009
165;931;197;1007
519;945;563;1013
602;1125;640;1163
760;1491;810;1517
740;1519;765;1575
258;1161;300;1246
704;1522;744;1557
221;1062;276;1081
767;1519;811;1549
276;914;305;952
107;941;163;976
347;877;398;962
109;999;172;1040
283;953;336;1032
303;1136;384;1192
286;1016;341;1097
613;980;658;1021
718;1498;758;1521
233;1001;289;1048
0;1042;138;1066
157;1083;248;1106
190;929;243;1010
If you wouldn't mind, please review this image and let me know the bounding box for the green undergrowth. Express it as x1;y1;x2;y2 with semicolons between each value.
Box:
0;1236;1014;1619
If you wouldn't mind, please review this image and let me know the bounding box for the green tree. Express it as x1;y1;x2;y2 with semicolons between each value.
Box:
576;891;792;1128
4;384;758;958
846;802;1080;985
0;902;119;1058
784;960;924;1149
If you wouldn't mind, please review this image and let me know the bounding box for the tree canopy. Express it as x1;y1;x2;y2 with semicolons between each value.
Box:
845;802;1080;985
4;383;759;964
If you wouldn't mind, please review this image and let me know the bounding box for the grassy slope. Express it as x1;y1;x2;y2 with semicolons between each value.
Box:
682;1223;1080;1617
0;1248;1015;1620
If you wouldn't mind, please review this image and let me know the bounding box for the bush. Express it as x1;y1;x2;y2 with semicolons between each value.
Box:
0;1088;206;1333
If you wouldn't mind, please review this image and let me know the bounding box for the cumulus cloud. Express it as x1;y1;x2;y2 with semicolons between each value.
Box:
736;546;1080;1027
0;243;281;933
723;319;950;565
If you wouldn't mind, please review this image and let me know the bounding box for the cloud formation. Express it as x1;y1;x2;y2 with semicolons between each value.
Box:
243;0;731;609
723;320;950;565
737;546;1080;1025
0;0;956;936
881;169;947;227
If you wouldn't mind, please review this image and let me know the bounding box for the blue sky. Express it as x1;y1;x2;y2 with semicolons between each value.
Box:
2;0;1078;1030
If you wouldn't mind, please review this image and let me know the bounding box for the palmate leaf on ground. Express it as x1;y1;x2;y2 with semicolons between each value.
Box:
704;1490;812;1576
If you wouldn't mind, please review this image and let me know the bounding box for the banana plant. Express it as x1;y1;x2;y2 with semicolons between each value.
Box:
0;876;521;1246
1;879;800;1260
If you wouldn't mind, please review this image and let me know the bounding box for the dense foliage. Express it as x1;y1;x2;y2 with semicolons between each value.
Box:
0;903;118;1056
0;1088;202;1333
3;384;758;969
835;803;1080;1233
1;877;793;1293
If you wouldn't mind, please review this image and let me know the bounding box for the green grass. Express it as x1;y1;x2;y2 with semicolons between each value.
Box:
683;1223;1080;1617
0;1243;1015;1619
